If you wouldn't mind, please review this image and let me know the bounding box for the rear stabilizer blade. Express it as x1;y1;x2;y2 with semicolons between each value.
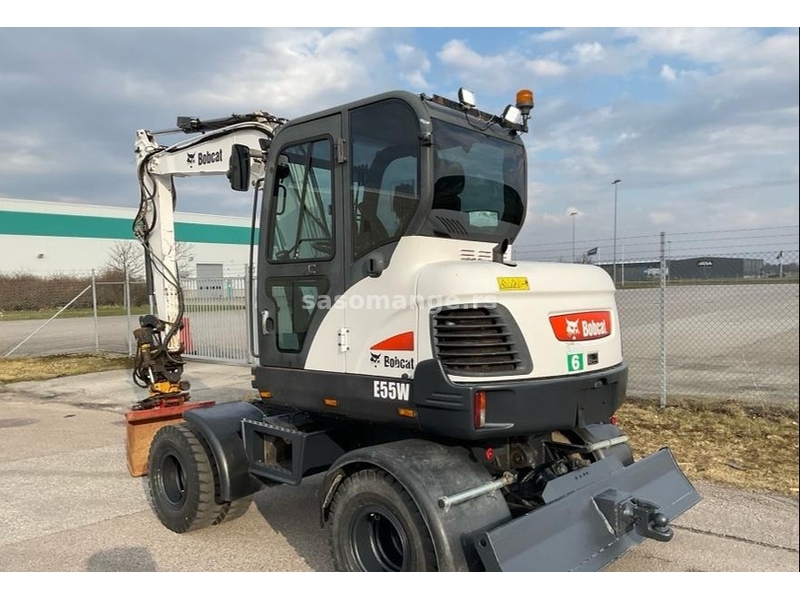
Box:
475;448;701;571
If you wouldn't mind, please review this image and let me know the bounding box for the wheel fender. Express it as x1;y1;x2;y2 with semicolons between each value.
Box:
320;439;512;572
183;401;264;502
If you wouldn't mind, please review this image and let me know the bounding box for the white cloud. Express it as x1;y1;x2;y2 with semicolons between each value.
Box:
525;58;569;77
572;42;605;63
650;211;676;225
0;131;72;175
626;27;757;64
617;130;640;143
534;212;564;225
188;29;396;114
438;39;567;88
661;64;677;81
438;39;497;70
530;28;615;44
727;209;762;227
395;43;431;90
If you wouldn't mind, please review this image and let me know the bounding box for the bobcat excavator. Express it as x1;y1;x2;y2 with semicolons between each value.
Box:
126;87;700;572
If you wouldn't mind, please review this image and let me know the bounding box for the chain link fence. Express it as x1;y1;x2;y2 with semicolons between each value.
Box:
3;227;798;410
181;276;251;363
0;271;252;363
516;226;799;410
0;271;148;357
616;241;798;410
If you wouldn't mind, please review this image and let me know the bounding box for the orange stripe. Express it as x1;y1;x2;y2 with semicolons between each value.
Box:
371;331;414;351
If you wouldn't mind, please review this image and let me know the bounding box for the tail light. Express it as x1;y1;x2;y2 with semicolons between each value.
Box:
473;390;486;429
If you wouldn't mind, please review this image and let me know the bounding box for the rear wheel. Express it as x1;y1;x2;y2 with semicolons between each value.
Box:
147;423;219;533
328;469;437;572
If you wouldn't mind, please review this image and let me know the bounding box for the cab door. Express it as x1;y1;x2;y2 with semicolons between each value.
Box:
256;114;345;371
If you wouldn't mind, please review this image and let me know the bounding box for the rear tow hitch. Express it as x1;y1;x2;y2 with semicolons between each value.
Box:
593;490;673;542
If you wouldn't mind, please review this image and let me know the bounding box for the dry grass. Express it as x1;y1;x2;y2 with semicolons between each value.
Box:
1;354;797;498
0;353;134;384
621;397;799;498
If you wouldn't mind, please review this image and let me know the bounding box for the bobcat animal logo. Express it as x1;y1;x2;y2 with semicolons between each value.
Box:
565;318;580;339
186;153;196;165
370;352;381;366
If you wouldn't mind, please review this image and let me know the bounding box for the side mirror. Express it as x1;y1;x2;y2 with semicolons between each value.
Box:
228;144;251;191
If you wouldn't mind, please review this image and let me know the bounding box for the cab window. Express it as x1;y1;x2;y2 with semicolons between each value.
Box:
268;138;334;262
350;100;420;259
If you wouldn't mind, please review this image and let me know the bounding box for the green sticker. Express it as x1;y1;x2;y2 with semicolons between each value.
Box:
567;353;584;372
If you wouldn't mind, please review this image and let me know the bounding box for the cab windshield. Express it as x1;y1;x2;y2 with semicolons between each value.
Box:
431;119;525;242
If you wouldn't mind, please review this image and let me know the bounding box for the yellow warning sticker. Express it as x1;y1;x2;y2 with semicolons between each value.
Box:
497;277;530;291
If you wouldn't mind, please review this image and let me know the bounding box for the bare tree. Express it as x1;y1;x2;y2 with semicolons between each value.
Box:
104;240;145;280
175;242;195;279
104;239;195;283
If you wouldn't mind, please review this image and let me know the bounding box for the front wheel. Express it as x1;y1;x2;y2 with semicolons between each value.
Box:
147;423;219;533
327;469;437;572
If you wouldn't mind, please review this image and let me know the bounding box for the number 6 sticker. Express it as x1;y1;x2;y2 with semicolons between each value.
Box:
567;352;584;372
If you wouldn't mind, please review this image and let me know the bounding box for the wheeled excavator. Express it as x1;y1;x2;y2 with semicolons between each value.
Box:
125;87;700;572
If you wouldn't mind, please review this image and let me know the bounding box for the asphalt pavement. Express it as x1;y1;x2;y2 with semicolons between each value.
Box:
0;363;797;572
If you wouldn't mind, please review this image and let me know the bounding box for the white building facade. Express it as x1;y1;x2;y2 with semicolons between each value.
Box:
0;197;252;278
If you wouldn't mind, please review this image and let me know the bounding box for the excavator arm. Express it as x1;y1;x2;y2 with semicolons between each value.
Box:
133;112;284;343
126;111;284;475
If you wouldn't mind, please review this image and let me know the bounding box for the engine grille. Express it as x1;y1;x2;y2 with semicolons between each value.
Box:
432;306;529;376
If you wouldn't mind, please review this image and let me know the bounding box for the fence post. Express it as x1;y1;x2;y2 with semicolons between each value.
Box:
659;232;667;409
91;269;100;352
125;270;132;356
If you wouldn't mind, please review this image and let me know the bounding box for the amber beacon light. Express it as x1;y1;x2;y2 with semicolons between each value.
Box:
516;89;534;115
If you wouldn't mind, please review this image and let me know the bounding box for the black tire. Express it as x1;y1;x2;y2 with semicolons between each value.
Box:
147;423;219;533
328;469;437;572
213;495;253;525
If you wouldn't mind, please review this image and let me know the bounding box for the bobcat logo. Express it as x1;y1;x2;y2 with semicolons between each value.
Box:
565;318;580;340
186;153;196;165
370;352;381;366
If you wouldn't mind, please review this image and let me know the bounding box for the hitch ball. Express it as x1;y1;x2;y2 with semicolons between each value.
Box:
640;510;674;542
652;513;669;529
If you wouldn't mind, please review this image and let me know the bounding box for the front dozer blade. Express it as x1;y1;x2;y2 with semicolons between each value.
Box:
474;448;700;572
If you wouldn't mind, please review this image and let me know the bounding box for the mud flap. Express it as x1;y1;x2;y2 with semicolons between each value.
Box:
474;448;701;571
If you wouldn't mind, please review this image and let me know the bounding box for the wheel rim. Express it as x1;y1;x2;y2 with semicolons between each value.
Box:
350;506;409;571
159;453;187;508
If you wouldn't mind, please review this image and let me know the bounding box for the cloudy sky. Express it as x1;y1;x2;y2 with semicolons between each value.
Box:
1;16;798;262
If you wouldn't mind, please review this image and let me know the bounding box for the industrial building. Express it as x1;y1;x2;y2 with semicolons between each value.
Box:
598;256;766;283
0;197;252;278
1;196;781;284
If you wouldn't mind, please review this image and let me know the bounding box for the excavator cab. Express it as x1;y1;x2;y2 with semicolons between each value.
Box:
225;92;534;400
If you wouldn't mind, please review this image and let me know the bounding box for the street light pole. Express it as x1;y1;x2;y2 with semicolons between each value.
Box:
570;209;578;262
612;179;621;284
